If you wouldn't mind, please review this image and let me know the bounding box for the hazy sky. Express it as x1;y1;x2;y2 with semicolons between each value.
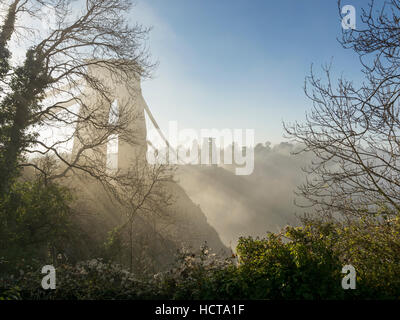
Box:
132;0;366;145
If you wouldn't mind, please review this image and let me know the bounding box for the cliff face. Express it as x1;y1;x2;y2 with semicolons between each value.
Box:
162;181;230;255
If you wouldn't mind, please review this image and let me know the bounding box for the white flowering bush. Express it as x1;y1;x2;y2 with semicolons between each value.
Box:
0;244;236;300
150;244;238;299
0;258;152;300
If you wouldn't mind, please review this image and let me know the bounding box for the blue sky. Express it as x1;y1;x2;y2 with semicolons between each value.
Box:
132;0;366;145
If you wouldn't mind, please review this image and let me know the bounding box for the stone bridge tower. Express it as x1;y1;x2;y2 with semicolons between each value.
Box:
71;62;148;172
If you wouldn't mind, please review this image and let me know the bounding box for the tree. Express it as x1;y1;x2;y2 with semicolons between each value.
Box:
0;0;175;271
284;0;400;218
104;158;175;272
0;0;154;193
0;179;74;271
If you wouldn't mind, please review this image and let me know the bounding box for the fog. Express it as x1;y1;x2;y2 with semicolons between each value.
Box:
177;142;313;249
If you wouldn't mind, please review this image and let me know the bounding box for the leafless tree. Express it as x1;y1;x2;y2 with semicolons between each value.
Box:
284;0;400;218
0;0;159;188
107;158;175;272
0;1;176;266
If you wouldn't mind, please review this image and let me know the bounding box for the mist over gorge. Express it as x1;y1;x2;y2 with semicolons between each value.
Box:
177;142;313;248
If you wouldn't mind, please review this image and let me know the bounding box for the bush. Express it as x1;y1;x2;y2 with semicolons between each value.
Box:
234;228;344;299
0;180;74;272
322;214;400;299
154;216;400;300
2;213;400;300
0;259;149;300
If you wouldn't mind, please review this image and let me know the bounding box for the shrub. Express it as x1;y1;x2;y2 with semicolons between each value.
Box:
0;180;74;272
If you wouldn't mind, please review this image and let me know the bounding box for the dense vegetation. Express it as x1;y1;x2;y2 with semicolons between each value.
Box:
1;207;400;299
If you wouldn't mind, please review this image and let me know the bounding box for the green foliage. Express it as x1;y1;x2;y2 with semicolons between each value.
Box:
150;245;237;300
0;49;51;193
0;286;21;300
148;215;400;300
103;228;125;263
322;215;400;299
1;192;400;300
235;228;344;299
1;259;143;300
2;214;400;300
0;180;74;271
